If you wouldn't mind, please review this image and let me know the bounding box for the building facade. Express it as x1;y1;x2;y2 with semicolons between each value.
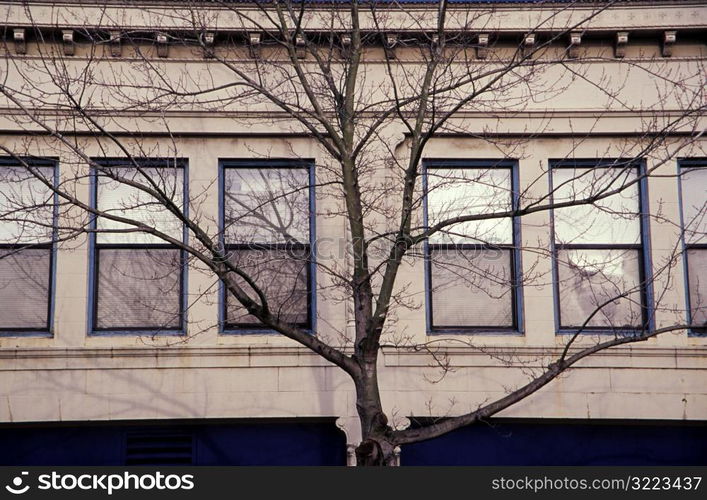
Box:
0;0;705;465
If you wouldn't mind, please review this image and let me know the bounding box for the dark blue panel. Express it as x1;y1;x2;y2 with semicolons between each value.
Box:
196;422;346;465
0;426;125;466
401;420;707;466
0;420;346;466
5;419;703;466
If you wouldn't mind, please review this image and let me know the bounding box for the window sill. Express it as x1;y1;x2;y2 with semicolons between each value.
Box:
220;328;313;336
0;331;52;338
89;329;186;337
555;328;649;336
427;329;524;336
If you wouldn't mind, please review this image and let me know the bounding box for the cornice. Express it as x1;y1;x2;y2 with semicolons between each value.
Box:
2;1;705;32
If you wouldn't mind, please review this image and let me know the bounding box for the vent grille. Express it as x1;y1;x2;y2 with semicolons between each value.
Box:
125;430;194;465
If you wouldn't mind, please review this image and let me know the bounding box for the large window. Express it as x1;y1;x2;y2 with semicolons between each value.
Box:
551;160;649;332
0;158;56;335
679;159;707;334
221;160;313;331
90;159;186;334
424;160;521;333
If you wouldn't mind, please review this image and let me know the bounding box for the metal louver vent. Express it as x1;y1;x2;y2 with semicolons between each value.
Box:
125;429;194;465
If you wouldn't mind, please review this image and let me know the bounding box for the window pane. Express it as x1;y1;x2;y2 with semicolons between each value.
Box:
95;248;182;330
96;166;183;244
553;167;640;245
224;168;310;244
557;249;643;328
0;166;55;244
430;247;514;328
687;249;707;329
427;168;512;244
225;248;309;327
681;167;707;245
0;248;50;329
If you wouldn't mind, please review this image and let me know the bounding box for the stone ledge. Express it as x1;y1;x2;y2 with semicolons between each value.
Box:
0;344;704;358
0;345;704;370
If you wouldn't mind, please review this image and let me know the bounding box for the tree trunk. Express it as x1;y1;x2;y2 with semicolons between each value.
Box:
353;366;397;465
355;438;398;466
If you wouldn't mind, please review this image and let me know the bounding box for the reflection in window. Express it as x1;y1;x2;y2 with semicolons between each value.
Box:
0;162;55;333
553;167;640;245
425;162;519;331
680;163;707;333
557;249;642;328
95;248;182;329
96;166;184;244
92;161;185;332
552;162;647;330
222;162;312;330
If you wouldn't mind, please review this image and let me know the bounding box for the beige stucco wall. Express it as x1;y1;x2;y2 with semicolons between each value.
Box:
0;1;705;448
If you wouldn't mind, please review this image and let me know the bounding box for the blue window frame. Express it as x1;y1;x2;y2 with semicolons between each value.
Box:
220;159;315;334
88;158;187;335
678;158;707;336
549;159;653;334
423;159;523;334
0;157;58;337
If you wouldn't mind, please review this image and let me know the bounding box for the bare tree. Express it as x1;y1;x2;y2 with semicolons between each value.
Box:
0;0;705;465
